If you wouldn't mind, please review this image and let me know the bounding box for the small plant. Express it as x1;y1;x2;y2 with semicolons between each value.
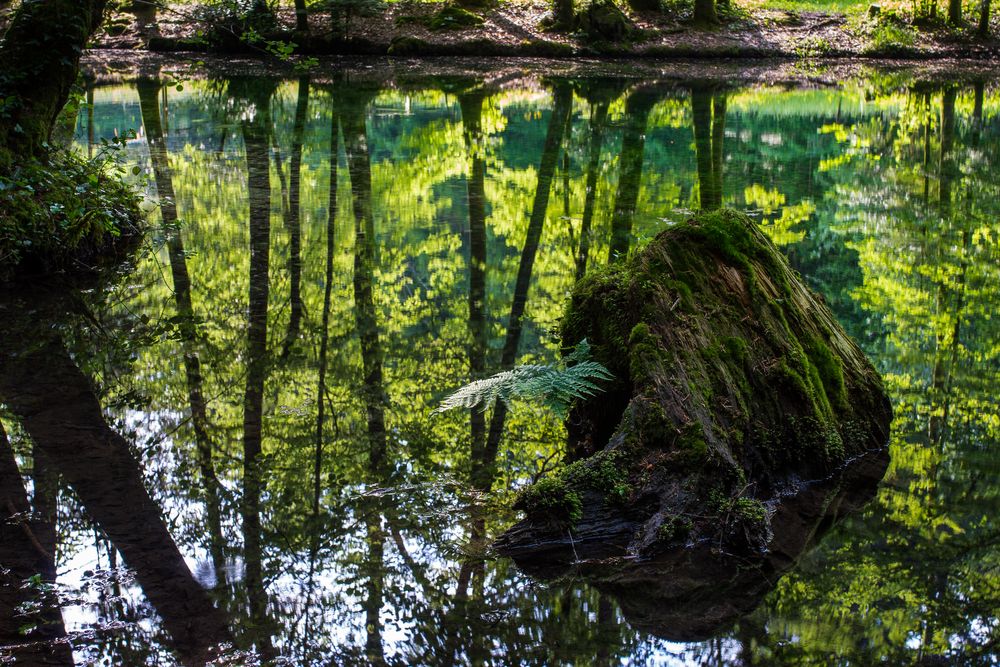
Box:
437;339;613;417
514;476;583;525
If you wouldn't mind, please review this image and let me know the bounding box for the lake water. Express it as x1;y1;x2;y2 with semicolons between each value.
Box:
1;60;998;665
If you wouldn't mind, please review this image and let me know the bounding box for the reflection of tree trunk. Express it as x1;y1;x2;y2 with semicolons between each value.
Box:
342;95;389;476
0;420;73;667
479;83;573;491
363;500;386;666
0;327;231;665
313;110;338;536
281;76;310;360
693;88;726;212
342;90;388;665
459;90;489;475
577;100;609;280
929;88;957;447
138;79;226;575
240;82;276;660
608;88;657;263
711;94;727;210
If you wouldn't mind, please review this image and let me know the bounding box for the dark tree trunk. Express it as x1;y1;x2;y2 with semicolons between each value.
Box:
281;76;310;360
0;420;73;667
553;0;574;29
295;0;309;32
0;0;109;159
239;80;276;661
137;79;227;576
342;91;389;477
0;320;232;665
978;0;991;36
608;87;658;263
692;88;720;211
693;0;719;25
949;0;962;24
479;83;573;491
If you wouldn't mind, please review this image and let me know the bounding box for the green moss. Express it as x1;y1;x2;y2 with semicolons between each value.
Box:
428;5;484;30
628;322;664;384
563;449;631;504
514;476;582;526
804;336;848;413
657;514;693;542
675;424;708;462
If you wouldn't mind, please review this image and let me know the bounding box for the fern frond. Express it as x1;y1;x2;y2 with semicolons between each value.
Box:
437;339;613;416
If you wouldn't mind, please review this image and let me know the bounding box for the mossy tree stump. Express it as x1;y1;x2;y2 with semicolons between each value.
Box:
499;209;892;558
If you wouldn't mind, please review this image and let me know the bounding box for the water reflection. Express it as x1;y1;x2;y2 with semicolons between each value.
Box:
0;65;997;664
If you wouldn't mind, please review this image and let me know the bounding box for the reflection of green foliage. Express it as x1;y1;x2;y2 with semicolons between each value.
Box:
65;73;1000;664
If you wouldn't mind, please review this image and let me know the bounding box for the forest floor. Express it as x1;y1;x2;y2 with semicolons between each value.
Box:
89;1;1000;59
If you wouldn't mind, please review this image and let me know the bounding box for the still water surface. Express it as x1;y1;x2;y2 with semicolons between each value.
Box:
1;62;999;665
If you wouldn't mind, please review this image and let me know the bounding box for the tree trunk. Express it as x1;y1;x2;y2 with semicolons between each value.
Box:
710;93;727;210
295;0;309;32
949;0;962;24
0;0;108;159
693;0;719;25
0;317;232;665
479;82;573;491
0;420;73;667
978;0;991;36
692;88;717;211
553;0;574;29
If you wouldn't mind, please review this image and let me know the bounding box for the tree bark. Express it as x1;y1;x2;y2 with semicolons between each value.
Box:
0;0;109;159
295;0;309;32
949;0;962;24
693;0;719;25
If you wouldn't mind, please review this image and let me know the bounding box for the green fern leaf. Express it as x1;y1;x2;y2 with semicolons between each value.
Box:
437;339;612;416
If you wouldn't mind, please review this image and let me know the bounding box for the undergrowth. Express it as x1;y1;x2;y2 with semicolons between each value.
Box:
0;138;143;281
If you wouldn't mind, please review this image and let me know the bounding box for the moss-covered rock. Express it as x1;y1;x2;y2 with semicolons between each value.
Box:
427;5;484;30
498;209;892;558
